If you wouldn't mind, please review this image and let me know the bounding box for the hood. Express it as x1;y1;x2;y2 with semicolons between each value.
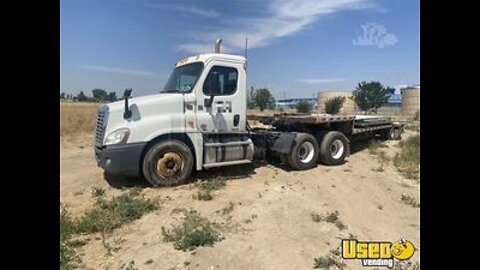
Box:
107;93;184;115
104;93;184;134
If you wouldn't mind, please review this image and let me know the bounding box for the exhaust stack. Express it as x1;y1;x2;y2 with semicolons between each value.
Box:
215;38;222;53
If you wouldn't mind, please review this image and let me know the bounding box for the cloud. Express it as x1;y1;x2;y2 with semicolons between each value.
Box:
177;0;376;54
79;65;160;78
353;22;398;48
146;2;219;18
298;78;345;84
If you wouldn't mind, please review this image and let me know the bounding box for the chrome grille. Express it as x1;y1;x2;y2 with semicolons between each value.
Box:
94;106;109;147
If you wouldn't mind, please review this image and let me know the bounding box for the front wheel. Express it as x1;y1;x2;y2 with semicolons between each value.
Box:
142;140;193;187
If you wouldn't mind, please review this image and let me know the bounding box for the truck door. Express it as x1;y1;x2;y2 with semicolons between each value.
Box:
196;63;246;133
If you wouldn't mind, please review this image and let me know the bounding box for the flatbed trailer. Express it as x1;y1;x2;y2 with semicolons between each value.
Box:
245;113;403;169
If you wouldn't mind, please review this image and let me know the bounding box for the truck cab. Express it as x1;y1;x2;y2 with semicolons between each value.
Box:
95;52;255;186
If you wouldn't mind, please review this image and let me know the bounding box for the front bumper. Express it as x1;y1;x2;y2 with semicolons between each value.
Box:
95;142;147;176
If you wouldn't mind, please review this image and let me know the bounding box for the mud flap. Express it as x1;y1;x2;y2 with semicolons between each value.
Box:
269;133;297;154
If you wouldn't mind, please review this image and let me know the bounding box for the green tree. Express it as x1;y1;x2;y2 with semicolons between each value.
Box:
352;81;391;114
108;92;117;102
92;89;108;101
247;86;255;109
324;96;346;115
77;91;88;102
253;88;275;111
296;100;313;113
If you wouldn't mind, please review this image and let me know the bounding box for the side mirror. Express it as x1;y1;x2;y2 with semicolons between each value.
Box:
123;88;133;119
123;88;132;98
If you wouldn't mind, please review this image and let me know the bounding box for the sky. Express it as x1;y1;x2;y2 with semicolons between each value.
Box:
60;0;420;99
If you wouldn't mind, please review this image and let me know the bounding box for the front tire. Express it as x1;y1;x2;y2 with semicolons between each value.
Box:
142;140;193;187
319;131;349;166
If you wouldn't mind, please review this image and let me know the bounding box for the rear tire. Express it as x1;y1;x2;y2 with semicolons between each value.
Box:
319;131;349;166
286;133;319;170
391;128;402;140
379;128;393;140
142;140;193;187
279;153;288;165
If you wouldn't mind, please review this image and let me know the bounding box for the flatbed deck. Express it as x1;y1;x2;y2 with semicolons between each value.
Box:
247;113;402;134
247;113;355;124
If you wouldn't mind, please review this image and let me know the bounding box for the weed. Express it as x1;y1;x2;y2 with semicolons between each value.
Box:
76;191;159;234
196;177;226;201
60;207;82;270
68;239;87;248
394;135;420;180
374;164;385;172
144;259;153;265
368;140;381;154
220;202;235;216
91;187;105;198
400;194;420;208
124;260;138;270
405;123;420;132
335;221;347;230
197;191;213;201
313;250;346;270
324;211;339;223
311;212;323;223
393;261;420;270
60;193;157;268
162;209;223;251
311;211;347;230
171;208;188;215
101;235;123;256
377;151;390;162
347;233;357;240
412;110;420;121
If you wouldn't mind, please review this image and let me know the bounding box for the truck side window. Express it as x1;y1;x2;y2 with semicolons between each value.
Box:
203;66;238;95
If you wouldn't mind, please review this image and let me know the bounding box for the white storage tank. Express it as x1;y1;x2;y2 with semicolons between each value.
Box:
401;86;420;116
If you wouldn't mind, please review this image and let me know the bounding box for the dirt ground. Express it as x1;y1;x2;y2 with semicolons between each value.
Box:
60;131;420;270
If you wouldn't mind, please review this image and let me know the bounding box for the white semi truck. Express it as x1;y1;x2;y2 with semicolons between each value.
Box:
94;40;403;186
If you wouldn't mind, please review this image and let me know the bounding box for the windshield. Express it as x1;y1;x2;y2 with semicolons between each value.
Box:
161;62;204;93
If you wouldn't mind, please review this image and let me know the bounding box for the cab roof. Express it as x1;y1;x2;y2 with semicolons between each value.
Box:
175;53;246;67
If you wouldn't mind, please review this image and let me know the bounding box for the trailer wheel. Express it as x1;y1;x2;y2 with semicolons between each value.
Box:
391;128;402;140
379;128;393;140
142;140;193;187
319;131;349;166
286;133;319;170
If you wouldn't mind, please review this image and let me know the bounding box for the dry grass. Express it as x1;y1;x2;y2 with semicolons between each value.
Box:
60;102;101;147
60;102;100;137
394;134;420;180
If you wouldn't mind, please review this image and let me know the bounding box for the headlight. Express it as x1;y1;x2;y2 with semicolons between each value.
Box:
105;128;130;145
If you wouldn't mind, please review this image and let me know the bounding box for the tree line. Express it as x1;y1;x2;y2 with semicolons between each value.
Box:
248;81;394;115
60;81;395;115
60;89;119;102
